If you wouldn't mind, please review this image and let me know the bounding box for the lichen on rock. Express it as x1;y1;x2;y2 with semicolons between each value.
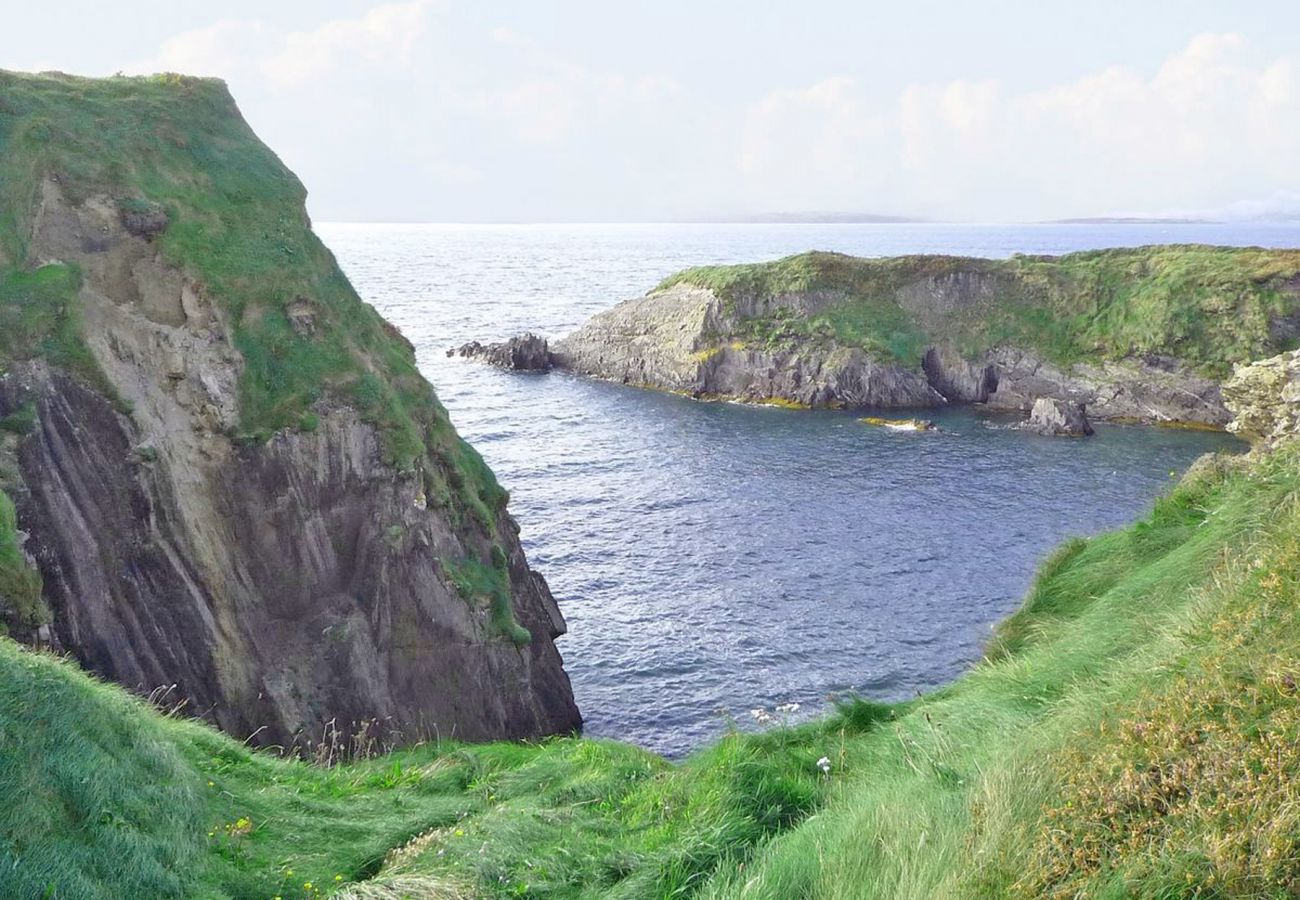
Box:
1223;348;1300;447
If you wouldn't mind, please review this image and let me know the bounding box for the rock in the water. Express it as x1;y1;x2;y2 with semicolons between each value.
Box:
859;416;936;432
452;333;553;371
1020;397;1094;436
535;253;1254;424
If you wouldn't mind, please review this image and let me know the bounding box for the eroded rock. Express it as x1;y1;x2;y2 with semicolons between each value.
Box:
452;333;554;371
117;199;169;240
3;177;581;750
1019;397;1094;436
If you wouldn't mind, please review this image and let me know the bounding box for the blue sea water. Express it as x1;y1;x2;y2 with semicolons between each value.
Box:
318;222;1296;756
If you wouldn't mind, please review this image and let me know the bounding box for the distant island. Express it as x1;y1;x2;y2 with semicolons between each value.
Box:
694;211;926;224
1046;215;1217;225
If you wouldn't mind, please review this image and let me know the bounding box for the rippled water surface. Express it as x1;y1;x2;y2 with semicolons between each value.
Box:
317;222;1288;756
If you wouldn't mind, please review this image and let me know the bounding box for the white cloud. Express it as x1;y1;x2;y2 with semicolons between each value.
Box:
263;0;433;87
129;20;270;78
126;1;434;87
738;77;890;212
739;33;1300;220
115;18;1300;222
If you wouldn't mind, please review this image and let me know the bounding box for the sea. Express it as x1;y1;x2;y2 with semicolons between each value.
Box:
317;221;1299;756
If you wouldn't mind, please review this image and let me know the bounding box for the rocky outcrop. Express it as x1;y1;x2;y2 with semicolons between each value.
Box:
0;74;580;750
452;334;553;371
471;274;1239;426
975;349;1228;426
1018;398;1093;437
546;284;944;408
1223;349;1300;447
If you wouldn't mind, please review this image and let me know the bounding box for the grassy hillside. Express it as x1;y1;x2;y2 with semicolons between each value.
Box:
4;434;1298;898
660;247;1300;377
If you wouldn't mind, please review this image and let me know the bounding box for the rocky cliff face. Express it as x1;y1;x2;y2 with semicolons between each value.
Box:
524;249;1300;426
0;71;579;748
545;282;1232;424
1223;349;1300;447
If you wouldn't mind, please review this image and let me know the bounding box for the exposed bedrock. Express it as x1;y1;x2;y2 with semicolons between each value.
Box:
1223;348;1300;447
451;333;553;371
1018;398;1094;437
2;139;580;748
459;277;1238;426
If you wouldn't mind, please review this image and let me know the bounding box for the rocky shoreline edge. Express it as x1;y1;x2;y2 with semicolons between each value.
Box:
450;332;1169;438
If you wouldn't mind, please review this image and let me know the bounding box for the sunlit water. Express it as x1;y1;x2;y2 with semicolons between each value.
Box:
317;222;1293;756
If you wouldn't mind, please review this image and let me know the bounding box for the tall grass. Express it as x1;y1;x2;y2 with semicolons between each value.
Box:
0;489;45;633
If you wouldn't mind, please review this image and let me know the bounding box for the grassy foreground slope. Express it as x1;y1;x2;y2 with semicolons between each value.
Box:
661;247;1300;377
4;432;1298;898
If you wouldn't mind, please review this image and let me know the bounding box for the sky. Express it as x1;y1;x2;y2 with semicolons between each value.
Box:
4;1;1300;223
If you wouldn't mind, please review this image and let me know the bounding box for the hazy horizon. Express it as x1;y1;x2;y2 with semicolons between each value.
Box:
6;1;1300;225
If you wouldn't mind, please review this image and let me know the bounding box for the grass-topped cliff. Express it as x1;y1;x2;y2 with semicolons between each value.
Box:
6;352;1300;897
659;247;1300;378
0;69;504;517
0;69;577;745
543;245;1300;424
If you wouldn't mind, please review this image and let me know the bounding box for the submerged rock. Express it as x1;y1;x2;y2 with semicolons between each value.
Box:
1019;398;1094;436
859;416;936;432
453;334;554;371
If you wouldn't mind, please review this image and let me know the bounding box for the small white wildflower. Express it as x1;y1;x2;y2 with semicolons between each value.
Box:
750;708;773;725
817;756;831;775
775;702;800;715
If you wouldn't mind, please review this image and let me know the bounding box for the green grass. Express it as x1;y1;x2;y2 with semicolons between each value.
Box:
445;549;533;647
662;247;1300;374
0;490;45;634
0;262;114;396
0;635;870;899
3;439;1298;898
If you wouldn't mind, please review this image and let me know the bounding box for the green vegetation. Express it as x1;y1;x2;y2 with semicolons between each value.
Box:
661;247;1300;375
0;263;113;395
0;634;862;898
4;437;1299;897
0;490;45;634
445;549;533;647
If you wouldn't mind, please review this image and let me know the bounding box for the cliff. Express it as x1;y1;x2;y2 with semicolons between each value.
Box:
0;70;579;747
532;248;1300;426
